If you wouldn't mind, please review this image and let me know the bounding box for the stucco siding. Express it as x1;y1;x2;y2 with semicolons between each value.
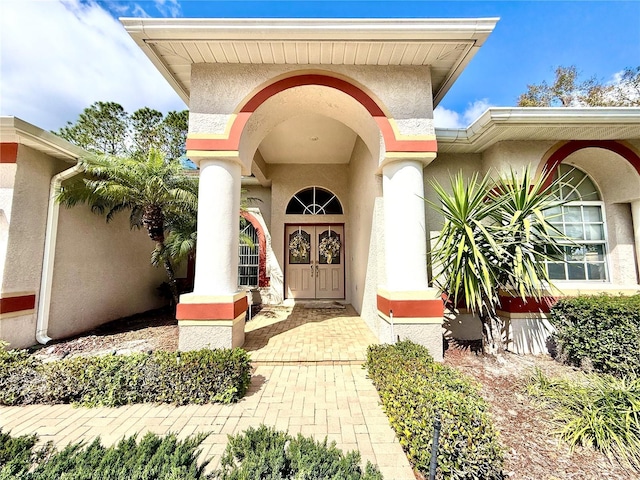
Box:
47;203;167;340
0;145;67;348
243;185;272;231
347;138;382;330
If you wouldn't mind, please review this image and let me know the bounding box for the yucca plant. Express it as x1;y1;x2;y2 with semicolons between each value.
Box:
429;167;568;354
527;369;640;469
57;149;198;304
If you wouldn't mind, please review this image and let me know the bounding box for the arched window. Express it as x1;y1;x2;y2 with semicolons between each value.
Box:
238;220;259;286
286;187;343;215
545;165;608;281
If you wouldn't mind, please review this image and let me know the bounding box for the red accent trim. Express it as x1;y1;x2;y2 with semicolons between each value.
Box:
176;296;248;320
241;212;269;287
0;143;18;163
498;296;556;313
377;294;444;318
185;74;438;155
0;294;36;314
542;140;640;188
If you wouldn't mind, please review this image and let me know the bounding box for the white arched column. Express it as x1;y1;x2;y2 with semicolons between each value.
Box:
177;154;247;350
632;199;640;283
376;154;444;360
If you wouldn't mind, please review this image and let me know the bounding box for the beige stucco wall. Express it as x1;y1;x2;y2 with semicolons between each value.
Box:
243;185;272;231
347;137;383;330
189;63;434;137
47;201;167;340
0;145;67;348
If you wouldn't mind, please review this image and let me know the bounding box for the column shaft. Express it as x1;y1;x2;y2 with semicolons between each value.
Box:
193;158;241;295
382;159;428;291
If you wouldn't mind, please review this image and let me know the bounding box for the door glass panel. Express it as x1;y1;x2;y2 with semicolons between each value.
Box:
318;229;341;265
288;230;311;264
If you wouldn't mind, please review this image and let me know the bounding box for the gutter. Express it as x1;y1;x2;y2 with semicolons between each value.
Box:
36;165;83;344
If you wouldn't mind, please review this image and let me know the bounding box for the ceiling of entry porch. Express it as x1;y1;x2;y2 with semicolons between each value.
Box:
258;114;357;164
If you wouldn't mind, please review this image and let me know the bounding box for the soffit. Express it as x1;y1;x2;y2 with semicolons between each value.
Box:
121;18;498;106
0;117;84;162
436;108;640;154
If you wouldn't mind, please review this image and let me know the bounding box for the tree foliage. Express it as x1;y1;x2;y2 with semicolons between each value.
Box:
429;167;568;354
54;101;189;160
518;65;640;107
56;150;198;303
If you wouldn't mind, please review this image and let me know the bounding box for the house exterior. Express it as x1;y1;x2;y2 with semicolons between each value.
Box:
2;18;639;357
0;117;167;349
122;18;640;359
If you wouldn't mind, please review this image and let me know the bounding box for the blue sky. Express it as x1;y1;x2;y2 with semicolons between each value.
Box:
1;1;638;131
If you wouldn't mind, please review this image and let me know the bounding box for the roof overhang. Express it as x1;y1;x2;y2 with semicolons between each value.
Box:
121;17;498;107
0;117;85;162
436;108;640;154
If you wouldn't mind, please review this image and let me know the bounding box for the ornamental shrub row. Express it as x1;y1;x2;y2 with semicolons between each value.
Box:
549;294;640;377
0;429;210;479
0;347;251;407
365;341;504;480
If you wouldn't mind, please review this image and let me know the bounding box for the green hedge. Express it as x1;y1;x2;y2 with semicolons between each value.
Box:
0;347;251;407
0;429;210;479
365;341;504;480
217;425;383;480
549;294;640;376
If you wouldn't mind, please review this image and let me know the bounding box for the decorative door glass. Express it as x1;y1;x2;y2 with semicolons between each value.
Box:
318;229;341;264
288;229;311;264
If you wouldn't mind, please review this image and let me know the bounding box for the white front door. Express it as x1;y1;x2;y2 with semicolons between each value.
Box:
285;225;345;299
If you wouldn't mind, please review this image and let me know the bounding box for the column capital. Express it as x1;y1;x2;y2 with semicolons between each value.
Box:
187;150;250;175
377;152;437;174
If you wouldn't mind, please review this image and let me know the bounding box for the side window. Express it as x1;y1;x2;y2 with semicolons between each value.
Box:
238;220;259;286
545;165;608;281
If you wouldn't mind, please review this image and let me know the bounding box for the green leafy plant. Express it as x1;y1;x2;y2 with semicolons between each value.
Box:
217;425;383;480
527;368;640;468
365;341;504;480
0;346;251;407
549;294;640;376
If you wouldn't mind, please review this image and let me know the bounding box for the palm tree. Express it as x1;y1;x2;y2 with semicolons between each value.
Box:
429;167;568;355
57;149;198;304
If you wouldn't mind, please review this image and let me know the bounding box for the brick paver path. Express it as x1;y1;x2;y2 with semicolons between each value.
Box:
0;305;415;479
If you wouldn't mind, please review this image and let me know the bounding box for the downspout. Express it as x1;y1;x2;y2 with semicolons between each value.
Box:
36;165;83;344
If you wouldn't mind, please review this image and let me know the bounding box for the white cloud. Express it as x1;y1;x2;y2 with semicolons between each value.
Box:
154;0;181;18
0;0;186;132
434;99;494;128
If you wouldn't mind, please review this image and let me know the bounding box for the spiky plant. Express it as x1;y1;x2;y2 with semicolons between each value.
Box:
429;166;568;354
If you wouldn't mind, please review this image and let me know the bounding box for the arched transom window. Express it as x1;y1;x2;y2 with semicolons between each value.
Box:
545;165;608;281
286;187;343;215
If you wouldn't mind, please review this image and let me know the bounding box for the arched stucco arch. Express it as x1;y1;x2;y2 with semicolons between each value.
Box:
185;71;438;172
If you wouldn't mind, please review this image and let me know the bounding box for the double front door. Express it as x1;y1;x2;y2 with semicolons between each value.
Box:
285;224;344;299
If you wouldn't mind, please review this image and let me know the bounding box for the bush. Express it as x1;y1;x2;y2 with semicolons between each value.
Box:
0;430;210;479
527;368;640;468
549;294;640;376
0;347;251;407
365;341;504;480
216;425;383;480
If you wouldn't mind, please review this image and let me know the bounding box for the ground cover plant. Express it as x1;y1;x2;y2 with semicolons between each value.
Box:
527;368;640;469
549;294;640;376
0;345;251;407
216;425;383;480
365;341;504;480
0;429;210;480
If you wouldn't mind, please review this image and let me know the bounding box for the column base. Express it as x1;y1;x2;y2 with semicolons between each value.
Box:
377;288;444;361
176;292;247;351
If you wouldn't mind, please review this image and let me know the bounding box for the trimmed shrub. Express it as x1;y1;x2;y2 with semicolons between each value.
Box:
0;347;251;407
0;430;210;479
365;341;504;480
216;425;383;480
527;368;640;468
549;294;640;376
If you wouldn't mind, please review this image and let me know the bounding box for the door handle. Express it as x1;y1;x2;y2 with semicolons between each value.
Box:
315;265;319;277
310;264;314;277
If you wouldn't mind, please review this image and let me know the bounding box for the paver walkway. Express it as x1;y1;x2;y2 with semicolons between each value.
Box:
0;305;414;479
244;303;378;364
